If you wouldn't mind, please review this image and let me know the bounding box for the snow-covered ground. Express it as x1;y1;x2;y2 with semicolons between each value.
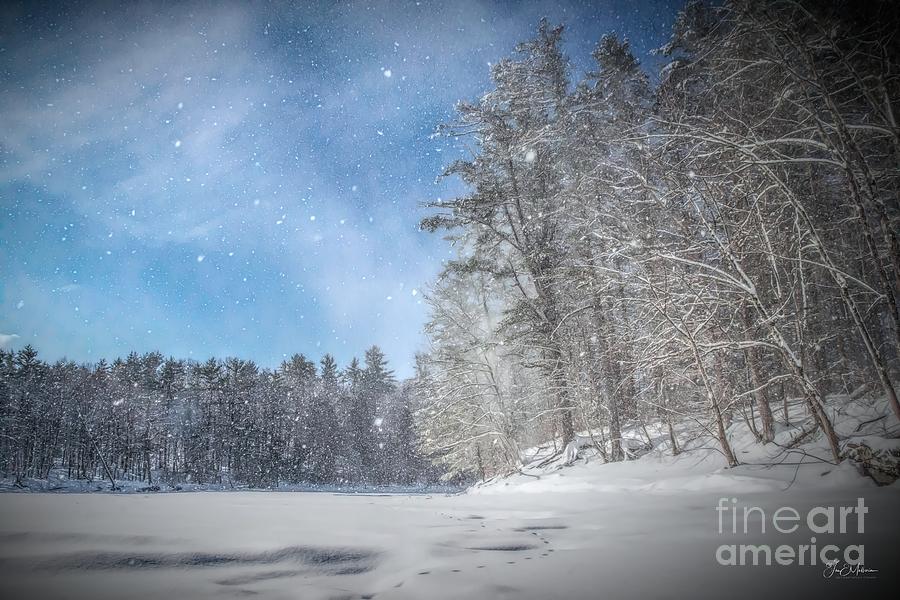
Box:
1;397;898;599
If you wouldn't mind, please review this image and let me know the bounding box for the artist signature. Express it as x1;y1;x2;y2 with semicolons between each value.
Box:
823;561;878;579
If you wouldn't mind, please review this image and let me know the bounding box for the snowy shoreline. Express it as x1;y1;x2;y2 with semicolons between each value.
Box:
0;478;464;496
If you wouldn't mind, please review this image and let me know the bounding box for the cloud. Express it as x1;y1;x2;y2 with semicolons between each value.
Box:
0;334;20;349
1;1;464;374
1;3;271;239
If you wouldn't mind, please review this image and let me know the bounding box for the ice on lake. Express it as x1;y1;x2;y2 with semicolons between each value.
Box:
1;471;897;599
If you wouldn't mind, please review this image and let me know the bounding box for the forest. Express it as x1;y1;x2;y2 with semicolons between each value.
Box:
414;1;900;480
0;345;441;488
1;0;897;490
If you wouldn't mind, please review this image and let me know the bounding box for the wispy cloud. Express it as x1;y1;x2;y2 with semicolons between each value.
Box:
0;333;21;349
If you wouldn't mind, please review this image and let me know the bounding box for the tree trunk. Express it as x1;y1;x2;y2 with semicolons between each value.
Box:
745;346;775;443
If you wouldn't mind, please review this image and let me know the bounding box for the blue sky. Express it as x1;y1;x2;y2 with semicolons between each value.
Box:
0;0;680;377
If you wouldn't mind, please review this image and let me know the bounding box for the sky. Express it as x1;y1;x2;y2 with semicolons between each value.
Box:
0;0;681;377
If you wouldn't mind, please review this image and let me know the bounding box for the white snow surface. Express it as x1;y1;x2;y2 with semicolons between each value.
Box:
1;396;898;599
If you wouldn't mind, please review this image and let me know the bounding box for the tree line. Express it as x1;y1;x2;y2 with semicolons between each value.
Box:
414;1;899;480
0;344;442;488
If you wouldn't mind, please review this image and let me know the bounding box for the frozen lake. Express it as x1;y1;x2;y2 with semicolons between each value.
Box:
1;481;897;599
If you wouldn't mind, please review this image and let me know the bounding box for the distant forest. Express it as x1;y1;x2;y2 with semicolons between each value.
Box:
0;345;445;488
